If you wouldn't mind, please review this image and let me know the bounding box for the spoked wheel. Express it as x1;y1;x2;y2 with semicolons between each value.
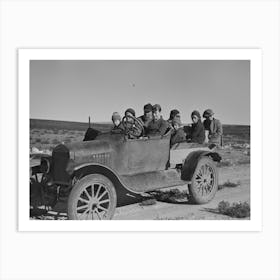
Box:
188;157;218;204
67;174;117;220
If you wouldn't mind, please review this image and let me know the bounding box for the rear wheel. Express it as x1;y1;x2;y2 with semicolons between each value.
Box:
189;157;218;204
67;174;117;220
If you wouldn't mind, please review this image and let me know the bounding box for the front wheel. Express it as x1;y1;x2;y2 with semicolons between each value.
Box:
188;157;218;204
67;174;117;220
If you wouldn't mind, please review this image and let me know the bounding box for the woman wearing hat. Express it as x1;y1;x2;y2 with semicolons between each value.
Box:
187;110;205;144
202;109;223;145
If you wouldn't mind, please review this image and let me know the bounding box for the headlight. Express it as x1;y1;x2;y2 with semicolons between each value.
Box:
40;158;51;174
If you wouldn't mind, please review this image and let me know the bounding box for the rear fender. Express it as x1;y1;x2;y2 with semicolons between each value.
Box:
181;151;221;181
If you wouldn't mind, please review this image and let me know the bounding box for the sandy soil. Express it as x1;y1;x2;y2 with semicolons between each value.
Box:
113;163;250;220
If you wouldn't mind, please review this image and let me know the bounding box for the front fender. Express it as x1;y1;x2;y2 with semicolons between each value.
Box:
72;163;131;196
181;150;221;181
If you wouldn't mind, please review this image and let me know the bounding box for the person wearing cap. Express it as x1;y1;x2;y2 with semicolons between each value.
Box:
146;104;169;136
123;108;142;138
111;112;124;134
202;109;223;145
137;103;153;134
170;118;186;146
168;109;181;126
186;110;205;144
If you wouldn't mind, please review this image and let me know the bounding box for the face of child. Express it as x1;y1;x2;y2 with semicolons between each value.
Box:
192;115;199;124
153;110;161;121
144;111;153;120
205;115;213;121
113;119;120;127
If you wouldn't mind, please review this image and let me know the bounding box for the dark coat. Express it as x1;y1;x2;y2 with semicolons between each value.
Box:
111;123;125;134
189;120;205;144
203;118;222;145
137;115;153;135
146;117;169;136
170;127;186;146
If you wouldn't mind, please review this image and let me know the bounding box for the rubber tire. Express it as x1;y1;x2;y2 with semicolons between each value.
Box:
188;157;218;204
67;174;117;220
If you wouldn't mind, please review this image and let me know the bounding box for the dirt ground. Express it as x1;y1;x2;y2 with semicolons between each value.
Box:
113;164;250;220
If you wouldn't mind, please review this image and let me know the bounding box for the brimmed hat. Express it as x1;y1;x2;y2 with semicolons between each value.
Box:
125;108;136;117
203;109;214;118
169;109;180;120
143;103;153;113
152;104;161;112
191;110;201;119
112;112;121;121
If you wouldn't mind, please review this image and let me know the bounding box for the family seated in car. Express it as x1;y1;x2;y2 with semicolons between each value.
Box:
109;105;222;146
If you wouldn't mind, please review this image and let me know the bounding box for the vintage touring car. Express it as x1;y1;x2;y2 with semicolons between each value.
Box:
30;116;221;220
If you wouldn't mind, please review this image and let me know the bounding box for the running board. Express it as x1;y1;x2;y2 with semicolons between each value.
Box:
119;169;189;193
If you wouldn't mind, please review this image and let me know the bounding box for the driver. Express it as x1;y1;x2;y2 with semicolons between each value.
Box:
137;103;153;135
123;108;143;139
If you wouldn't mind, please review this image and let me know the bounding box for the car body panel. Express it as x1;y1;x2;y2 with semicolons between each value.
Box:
66;131;171;176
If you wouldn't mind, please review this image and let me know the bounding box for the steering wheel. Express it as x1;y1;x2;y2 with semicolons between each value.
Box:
122;115;144;138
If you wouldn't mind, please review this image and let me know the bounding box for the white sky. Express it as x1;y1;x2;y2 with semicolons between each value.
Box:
30;60;250;125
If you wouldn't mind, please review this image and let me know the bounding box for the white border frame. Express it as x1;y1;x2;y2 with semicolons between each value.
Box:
18;48;262;232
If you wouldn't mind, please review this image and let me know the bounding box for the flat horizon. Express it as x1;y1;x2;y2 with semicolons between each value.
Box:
30;117;250;127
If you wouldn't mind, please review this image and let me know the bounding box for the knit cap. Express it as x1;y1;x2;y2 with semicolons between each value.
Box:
112;112;121;121
203;109;214;118
191;110;201;119
125;108;136;117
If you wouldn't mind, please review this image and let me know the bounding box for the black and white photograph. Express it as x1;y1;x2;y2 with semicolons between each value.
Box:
27;52;253;222
1;1;280;280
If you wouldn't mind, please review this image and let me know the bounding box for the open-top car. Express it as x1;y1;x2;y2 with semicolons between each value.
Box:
30;116;221;220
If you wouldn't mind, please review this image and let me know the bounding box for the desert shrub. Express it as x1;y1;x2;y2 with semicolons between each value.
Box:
151;188;189;203
41;139;50;144
52;139;60;145
218;201;250;218
217;159;233;167
237;158;250;165
63;137;73;143
218;180;240;190
139;199;157;206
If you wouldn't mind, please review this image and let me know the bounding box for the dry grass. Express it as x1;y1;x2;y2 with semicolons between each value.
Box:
150;188;189;203
139;199;157;206
217;201;250;218
30;128;85;151
218;180;240;190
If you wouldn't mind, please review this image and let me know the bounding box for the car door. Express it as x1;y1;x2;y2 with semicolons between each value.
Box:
116;135;170;175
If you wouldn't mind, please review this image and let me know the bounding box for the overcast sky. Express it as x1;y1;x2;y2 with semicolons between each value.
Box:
30;60;250;125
